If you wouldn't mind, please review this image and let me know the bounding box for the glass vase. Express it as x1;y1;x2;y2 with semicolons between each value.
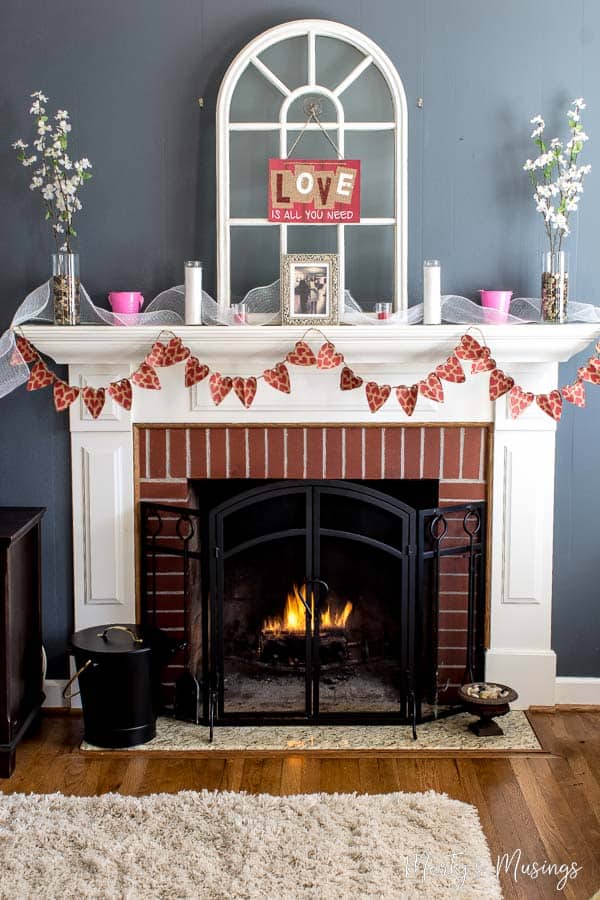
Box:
52;252;80;325
541;251;568;324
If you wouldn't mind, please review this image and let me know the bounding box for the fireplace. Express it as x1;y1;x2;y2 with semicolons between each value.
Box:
24;323;593;711
141;471;486;737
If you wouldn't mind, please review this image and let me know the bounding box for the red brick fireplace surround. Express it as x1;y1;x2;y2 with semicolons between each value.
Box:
137;425;488;499
136;424;490;708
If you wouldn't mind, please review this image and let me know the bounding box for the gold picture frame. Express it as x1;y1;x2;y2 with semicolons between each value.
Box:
281;253;340;326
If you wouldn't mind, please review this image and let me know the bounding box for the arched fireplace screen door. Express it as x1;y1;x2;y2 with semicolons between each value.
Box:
208;480;416;727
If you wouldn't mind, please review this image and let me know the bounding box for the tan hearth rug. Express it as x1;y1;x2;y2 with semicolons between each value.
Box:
0;789;502;898
81;710;541;754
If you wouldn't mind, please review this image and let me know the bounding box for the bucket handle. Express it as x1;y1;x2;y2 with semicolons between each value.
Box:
62;658;93;701
97;625;144;644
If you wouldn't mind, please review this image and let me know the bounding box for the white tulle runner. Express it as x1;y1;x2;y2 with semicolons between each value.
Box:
2;278;600;399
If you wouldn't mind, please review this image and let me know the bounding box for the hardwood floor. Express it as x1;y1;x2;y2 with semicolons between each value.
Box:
2;711;599;899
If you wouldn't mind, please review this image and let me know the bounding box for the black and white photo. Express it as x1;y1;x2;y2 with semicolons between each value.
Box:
281;253;339;325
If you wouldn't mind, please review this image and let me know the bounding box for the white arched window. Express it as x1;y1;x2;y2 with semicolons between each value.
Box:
216;19;408;314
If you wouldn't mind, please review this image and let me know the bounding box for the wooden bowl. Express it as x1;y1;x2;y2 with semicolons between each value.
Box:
458;682;518;737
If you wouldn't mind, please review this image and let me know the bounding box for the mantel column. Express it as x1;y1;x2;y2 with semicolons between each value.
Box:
485;362;558;707
69;363;136;631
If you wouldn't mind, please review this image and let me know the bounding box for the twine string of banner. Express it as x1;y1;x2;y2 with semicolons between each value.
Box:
9;324;600;423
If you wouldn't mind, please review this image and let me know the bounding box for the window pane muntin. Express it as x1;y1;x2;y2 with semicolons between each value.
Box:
315;35;365;91
258;35;308;91
230;63;283;123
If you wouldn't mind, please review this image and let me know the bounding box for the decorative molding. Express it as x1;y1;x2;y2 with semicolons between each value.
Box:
69;364;132;432
78;372;121;423
21;323;600;367
81;444;123;607
72;432;135;630
501;445;542;604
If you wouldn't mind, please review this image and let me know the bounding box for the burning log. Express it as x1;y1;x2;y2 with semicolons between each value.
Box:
259;628;349;667
258;583;353;668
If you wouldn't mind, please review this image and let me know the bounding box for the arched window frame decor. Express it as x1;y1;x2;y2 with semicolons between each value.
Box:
216;19;408;314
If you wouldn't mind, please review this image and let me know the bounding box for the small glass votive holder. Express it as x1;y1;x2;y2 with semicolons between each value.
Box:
231;303;248;325
375;302;392;321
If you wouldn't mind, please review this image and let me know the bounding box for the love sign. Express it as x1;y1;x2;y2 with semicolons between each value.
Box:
268;159;361;223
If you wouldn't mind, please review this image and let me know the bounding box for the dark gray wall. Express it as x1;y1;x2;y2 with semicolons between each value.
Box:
1;0;598;678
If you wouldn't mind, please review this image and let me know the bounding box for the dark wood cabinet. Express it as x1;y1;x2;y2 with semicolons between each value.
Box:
0;507;45;777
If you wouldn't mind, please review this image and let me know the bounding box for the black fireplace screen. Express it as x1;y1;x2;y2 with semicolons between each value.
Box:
141;479;486;737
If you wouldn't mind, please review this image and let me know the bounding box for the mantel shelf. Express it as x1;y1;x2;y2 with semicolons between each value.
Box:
20;323;600;367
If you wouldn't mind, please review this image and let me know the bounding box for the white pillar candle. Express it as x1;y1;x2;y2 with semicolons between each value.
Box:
423;259;441;324
184;260;203;324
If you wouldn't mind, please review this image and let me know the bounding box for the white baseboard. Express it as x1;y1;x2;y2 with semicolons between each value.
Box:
555;677;600;706
43;679;69;709
485;648;556;708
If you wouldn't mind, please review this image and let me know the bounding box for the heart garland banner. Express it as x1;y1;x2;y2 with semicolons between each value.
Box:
10;329;600;425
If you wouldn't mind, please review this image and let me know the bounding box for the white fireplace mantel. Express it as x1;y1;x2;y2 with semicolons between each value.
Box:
21;322;600;366
23;322;600;710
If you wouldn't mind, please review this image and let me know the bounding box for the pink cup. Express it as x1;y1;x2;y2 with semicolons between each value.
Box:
479;290;512;324
108;291;144;315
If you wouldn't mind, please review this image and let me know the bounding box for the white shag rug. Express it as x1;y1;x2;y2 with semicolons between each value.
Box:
0;790;502;899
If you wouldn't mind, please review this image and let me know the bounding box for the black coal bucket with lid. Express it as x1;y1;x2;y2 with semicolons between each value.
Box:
67;624;177;748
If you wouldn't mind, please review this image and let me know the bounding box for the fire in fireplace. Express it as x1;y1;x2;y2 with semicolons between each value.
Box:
141;478;487;739
260;583;353;667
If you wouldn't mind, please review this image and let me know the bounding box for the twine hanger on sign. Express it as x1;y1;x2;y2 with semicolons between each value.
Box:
286;98;344;160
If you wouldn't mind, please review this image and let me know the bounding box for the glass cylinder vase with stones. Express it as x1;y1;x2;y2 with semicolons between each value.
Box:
52;252;80;325
541;251;568;323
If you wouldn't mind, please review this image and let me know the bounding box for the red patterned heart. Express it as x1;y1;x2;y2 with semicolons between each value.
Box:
286;340;317;366
508;385;534;419
53;380;80;412
131;362;161;390
82;386;106;420
163;336;190;366
316;342;344;369
15;335;39;364
145;340;167;367
107;378;133;411
489;369;515;401
184;356;210;388
577;364;600;385
435;355;465;383
232;376;257;408
365;381;391;413
339;367;363;391
536;390;563;422
562;380;586;407
587;356;600;372
26;360;55;391
471;347;497;373
395;384;419;417
146;336;190;367
419;372;444;403
455;334;484;360
263;363;291;394
209;372;233;405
